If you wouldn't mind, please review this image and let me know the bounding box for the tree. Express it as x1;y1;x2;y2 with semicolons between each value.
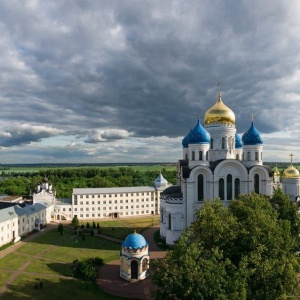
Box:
152;196;300;300
71;216;79;228
57;224;64;235
92;221;96;229
86;222;90;229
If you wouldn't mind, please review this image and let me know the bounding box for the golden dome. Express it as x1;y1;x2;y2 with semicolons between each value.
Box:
283;165;300;178
204;89;235;125
273;165;280;177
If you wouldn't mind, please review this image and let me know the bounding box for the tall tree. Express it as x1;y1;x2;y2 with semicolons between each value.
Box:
152;195;300;300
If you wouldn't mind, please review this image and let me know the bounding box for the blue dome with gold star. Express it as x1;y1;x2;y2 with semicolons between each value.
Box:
183;119;210;147
235;133;243;148
122;231;148;249
242;122;263;145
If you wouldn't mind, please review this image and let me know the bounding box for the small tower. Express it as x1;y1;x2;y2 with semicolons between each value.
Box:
183;119;210;168
273;164;281;187
242;116;263;167
282;154;300;200
120;231;150;281
235;133;243;161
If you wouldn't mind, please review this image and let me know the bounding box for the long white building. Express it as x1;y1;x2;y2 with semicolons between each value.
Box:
34;173;169;221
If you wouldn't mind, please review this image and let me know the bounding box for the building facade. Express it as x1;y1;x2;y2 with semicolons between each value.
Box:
160;87;300;245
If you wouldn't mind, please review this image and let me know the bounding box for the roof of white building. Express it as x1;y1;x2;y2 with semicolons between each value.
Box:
14;203;48;217
73;186;158;195
0;206;18;222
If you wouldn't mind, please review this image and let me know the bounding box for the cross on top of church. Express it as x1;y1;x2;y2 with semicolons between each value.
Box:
289;153;294;165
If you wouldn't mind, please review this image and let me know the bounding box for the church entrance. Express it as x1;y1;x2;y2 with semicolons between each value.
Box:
131;260;138;280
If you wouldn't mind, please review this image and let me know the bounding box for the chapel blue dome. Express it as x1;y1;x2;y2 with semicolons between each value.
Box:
122;232;148;249
185;119;210;145
235;133;243;149
242;122;263;145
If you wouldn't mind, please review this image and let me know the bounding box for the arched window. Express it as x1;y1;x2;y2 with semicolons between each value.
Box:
192;151;195;160
185;153;188;160
236;154;239;160
254;174;260;194
206;151;208;160
261;152;263;160
160;209;163;222
222;138;226;149
247;152;251;161
227;174;232;200
198;174;204;201
242;152;244;161
219;178;224;200
199;151;203;160
255;152;258;161
235;178;240;198
210;138;213;149
168;214;172;230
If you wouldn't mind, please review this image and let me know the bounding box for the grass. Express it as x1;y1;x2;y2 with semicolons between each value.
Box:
3;274;127;300
0;252;32;270
0;217;157;299
85;216;159;240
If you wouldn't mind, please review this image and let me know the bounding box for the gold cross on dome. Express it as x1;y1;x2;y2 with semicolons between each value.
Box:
289;153;294;165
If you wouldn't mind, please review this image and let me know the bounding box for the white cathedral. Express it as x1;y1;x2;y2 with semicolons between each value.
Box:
160;88;300;245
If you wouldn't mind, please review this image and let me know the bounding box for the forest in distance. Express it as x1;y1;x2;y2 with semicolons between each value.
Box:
0;164;177;198
0;162;296;199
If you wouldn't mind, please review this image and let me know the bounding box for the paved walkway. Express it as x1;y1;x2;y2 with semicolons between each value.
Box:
96;225;166;300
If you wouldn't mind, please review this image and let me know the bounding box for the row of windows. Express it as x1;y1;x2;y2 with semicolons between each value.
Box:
73;204;155;212
74;192;153;200
74;198;155;205
197;174;260;201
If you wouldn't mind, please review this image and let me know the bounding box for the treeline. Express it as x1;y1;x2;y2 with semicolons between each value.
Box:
0;167;176;198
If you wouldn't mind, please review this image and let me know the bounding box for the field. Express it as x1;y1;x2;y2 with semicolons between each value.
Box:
0;217;159;300
1;164;176;174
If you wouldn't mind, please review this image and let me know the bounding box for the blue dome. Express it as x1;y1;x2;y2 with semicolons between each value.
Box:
235;133;243;149
122;232;148;249
186;119;210;145
242;122;263;145
182;130;191;148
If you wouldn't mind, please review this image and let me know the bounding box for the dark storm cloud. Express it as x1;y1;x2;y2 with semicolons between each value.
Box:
0;0;299;162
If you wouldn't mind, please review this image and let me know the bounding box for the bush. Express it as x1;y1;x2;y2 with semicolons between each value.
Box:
80;224;84;229
72;257;104;282
90;230;94;236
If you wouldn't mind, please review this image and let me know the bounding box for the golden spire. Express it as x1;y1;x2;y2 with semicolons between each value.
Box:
134;229;137;234
289;153;294;165
217;82;221;102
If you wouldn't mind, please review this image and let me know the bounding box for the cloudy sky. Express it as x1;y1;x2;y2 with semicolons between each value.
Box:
0;0;299;164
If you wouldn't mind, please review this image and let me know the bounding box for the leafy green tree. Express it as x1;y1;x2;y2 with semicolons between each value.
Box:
152;195;300;300
71;216;79;228
86;222;90;229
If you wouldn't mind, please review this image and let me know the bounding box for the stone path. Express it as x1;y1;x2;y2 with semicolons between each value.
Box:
96;225;166;299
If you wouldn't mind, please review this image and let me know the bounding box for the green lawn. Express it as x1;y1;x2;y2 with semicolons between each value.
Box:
0;216;156;299
3;274;127;300
0;252;32;270
84;216;159;240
